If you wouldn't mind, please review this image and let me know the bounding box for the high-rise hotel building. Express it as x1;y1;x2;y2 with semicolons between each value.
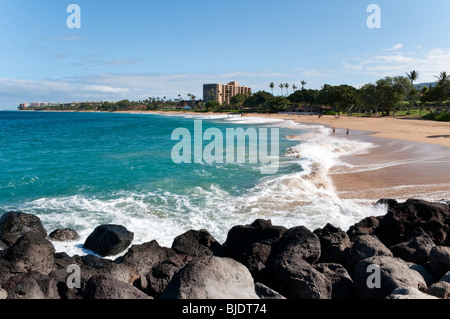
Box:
203;81;252;105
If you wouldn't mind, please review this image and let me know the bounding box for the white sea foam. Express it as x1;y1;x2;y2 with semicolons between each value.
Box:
20;182;387;260
224;116;286;125
169;113;242;120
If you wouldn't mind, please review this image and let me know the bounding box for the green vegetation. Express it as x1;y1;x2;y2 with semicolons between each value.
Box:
21;72;450;122
422;111;450;122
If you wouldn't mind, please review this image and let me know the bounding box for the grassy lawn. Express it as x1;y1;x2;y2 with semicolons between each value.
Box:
348;109;433;118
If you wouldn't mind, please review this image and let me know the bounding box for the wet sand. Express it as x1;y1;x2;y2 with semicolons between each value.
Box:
327;129;450;202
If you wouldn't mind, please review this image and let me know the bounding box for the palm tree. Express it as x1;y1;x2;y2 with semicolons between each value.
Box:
207;89;216;102
292;84;298;93
269;82;275;95
284;83;289;96
406;70;419;87
190;94;196;109
436;71;450;86
435;72;450;111
279;83;284;96
225;89;231;105
301;81;307;90
406;70;420;115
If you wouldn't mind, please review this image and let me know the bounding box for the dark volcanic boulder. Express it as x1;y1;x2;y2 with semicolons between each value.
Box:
389;228;436;265
160;256;259;299
408;264;437;287
241;242;272;275
314;224;351;264
83;224;134;257
426;281;450;299
82;275;152;299
347;216;382;241
171;229;225;258
441;271;450;283
273;226;321;264
47;253;134;299
265;249;332;299
429;246;450;278
314;263;356;299
353;256;427;299
386;287;438;299
4;232;55;275
254;282;285;299
49;228;80;242
346;235;393;269
145;254;191;298
2;271;60;299
224;219;287;262
81;254;134;285
115;240;191;294
0;212;47;247
0;258;14;285
374;199;450;247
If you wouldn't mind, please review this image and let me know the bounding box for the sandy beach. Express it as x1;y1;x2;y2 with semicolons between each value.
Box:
145;111;450;203
255;113;450;148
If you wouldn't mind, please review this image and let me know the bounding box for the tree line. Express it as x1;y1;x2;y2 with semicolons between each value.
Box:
179;71;449;116
249;71;449;116
30;71;450;118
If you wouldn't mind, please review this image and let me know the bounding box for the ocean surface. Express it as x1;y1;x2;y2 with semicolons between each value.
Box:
0;111;387;257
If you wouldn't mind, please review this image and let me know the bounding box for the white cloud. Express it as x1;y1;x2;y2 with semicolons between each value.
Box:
342;62;363;71
0;71;289;108
342;47;450;82
373;54;415;64
2;46;449;109
0;77;129;106
292;68;330;79
53;35;81;41
384;43;404;51
105;59;143;66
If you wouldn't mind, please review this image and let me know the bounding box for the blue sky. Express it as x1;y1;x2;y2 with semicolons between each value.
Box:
1;0;450;109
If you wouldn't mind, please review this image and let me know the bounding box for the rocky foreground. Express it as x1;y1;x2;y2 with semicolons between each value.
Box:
0;198;449;300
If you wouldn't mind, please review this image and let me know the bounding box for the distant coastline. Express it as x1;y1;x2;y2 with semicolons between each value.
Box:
18;108;450;148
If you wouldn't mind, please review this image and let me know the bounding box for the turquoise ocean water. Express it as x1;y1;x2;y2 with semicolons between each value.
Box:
0;111;385;256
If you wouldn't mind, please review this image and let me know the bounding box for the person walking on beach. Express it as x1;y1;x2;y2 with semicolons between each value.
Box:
333;127;336;135
346;129;350;135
